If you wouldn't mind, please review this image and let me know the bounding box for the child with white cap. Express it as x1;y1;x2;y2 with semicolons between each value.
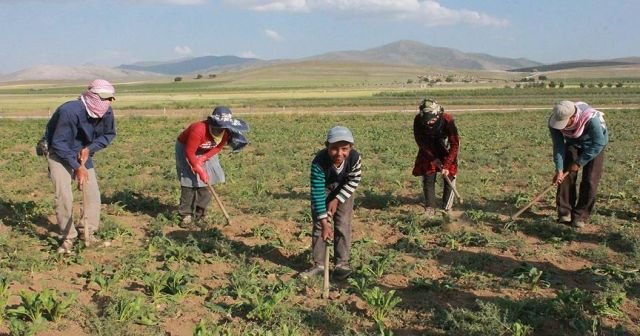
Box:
301;126;362;280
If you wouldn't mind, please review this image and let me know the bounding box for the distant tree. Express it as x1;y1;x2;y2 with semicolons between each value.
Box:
597;82;604;88
606;82;613;88
515;83;521;88
445;76;455;83
587;83;595;88
559;82;565;88
538;75;548;81
407;79;414;84
195;74;203;79
208;74;217;79
174;76;183;82
548;81;556;88
579;82;585;88
615;82;624;88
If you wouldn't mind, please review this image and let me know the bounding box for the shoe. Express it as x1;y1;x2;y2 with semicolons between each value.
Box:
179;215;193;228
558;214;572;224
333;265;352;281
424;207;437;217
85;235;111;248
57;239;74;254
299;265;325;279
571;218;586;228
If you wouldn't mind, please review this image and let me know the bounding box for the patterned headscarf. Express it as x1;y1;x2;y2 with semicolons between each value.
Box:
561;102;604;138
80;79;115;118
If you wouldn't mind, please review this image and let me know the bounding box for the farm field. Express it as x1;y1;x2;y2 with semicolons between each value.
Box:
0;93;639;336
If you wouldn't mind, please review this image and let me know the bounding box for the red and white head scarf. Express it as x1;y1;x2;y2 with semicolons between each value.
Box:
80;79;115;118
561;102;603;138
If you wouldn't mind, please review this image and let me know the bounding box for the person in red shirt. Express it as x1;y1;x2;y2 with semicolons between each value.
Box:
412;98;460;216
175;106;248;226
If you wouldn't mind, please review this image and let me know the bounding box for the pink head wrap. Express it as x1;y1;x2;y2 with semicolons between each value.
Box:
560;103;599;138
80;79;115;118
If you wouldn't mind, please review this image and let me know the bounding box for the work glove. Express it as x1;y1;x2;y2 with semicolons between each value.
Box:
193;164;209;184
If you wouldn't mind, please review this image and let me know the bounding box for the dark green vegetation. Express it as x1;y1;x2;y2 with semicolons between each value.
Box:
0;107;638;335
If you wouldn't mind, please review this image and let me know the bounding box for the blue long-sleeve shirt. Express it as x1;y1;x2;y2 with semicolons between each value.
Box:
550;114;608;171
46;99;116;170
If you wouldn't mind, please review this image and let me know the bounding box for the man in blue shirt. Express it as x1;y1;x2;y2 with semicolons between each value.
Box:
45;79;117;253
549;100;608;228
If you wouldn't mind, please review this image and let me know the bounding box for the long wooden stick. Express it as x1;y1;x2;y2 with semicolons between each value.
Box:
206;184;231;225
322;239;331;299
443;175;463;205
511;184;556;219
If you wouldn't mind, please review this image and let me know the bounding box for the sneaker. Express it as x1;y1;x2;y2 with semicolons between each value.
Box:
333;265;352;281
299;265;325;279
57;239;74;254
571;218;586;228
179;215;193;228
85;235;111;248
558;214;572;224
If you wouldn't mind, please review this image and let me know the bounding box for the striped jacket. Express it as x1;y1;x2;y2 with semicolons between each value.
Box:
310;149;362;220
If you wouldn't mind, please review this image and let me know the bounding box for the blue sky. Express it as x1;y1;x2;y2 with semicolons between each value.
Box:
0;0;639;73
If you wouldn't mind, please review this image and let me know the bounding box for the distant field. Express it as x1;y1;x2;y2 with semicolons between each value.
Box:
2;85;640;116
2;61;640;115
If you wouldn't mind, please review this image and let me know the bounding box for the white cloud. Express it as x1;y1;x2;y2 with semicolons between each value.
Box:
225;0;508;27
264;29;284;42
123;0;206;5
230;0;309;12
238;51;258;58
174;45;193;56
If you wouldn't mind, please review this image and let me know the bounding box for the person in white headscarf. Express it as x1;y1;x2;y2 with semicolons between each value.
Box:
548;100;608;228
44;79;117;253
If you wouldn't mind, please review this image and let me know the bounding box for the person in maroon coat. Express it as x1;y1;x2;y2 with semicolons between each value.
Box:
412;99;460;215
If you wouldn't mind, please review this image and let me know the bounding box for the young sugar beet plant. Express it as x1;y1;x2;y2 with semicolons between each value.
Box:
107;294;158;326
83;263;123;295
362;286;402;336
8;288;76;326
0;276;9;322
142;268;203;302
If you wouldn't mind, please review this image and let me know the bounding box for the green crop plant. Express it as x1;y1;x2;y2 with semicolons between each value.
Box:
228;263;263;301
193;319;233;336
362;253;396;279
0;276;9;321
348;274;374;296
162;269;198;299
8;288;76;322
108;295;157;326
245;281;294;322
8;317;45;336
153;236;204;264
142;272;165;301
361;286;401;335
440;230;490;249
83;264;123;294
251;225;279;241
510;264;550;290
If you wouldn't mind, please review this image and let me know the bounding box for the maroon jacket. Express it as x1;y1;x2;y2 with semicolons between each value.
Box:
412;112;459;176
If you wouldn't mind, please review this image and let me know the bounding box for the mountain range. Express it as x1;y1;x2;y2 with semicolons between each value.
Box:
1;40;638;82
